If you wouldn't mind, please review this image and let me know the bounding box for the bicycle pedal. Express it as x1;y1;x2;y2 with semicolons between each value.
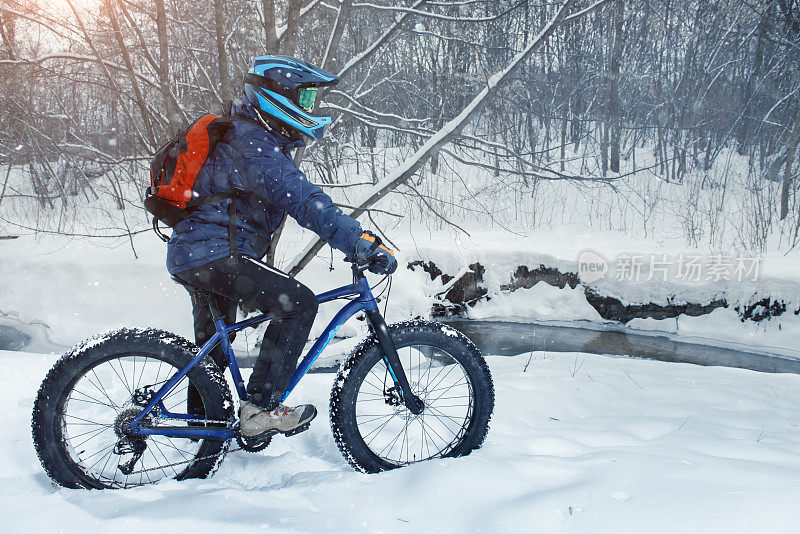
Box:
283;423;311;437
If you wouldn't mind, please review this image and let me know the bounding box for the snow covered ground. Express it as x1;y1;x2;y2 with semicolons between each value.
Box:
4;348;800;533
3;147;800;531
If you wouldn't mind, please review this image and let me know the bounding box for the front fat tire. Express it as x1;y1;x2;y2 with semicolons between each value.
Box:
330;320;494;473
31;328;233;489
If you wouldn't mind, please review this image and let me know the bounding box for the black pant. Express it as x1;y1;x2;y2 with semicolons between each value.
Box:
176;255;318;410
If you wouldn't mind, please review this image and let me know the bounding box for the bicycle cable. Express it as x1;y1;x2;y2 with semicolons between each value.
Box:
383;275;392;317
327;270;392;304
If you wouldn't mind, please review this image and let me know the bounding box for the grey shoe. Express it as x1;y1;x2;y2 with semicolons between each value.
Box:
239;400;317;437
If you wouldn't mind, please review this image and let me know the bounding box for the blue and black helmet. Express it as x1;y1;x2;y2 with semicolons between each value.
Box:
244;56;339;140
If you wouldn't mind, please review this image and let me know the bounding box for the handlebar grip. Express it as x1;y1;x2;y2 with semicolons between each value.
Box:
345;256;372;272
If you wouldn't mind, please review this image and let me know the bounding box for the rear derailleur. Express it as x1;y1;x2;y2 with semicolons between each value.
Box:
113;398;156;475
114;437;147;475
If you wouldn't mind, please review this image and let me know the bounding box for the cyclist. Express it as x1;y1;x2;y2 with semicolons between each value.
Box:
167;56;397;439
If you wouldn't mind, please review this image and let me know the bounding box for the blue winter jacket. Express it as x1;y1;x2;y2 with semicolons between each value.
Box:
166;99;362;275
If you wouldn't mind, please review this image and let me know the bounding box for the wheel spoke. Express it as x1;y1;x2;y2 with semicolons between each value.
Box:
426;378;469;396
65;414;113;427
148;443;179;478
79;442;116;463
88;370;122;409
72;426;112;449
417;413;451;447
59;352;214;488
69;390;117;409
377;423;408;458
134;356;148;392
163;384;189;404
363;413;400;444
355;414;394;425
88;445;115;473
108;358;133;396
425;406;468;424
353;341;474;467
70;425;111;441
425;364;459;397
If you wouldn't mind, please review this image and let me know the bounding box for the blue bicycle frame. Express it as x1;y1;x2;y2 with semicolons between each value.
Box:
127;270;416;441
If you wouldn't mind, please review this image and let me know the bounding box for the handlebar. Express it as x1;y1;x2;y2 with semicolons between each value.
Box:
345;256;372;275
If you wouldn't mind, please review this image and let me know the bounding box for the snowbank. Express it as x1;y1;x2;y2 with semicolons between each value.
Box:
4;349;800;532
398;230;800;357
466;281;602;322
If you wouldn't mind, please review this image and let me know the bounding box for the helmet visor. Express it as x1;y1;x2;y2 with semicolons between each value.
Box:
297;87;318;112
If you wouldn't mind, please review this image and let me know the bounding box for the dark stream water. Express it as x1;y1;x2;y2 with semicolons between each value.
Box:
2;320;798;375
0;324;31;351
443;319;800;375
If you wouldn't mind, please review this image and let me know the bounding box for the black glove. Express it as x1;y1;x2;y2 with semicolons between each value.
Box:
353;231;397;274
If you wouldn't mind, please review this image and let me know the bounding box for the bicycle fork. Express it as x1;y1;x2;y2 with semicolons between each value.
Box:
364;308;424;415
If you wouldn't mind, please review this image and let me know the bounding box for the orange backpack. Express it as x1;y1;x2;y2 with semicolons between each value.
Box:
145;114;263;244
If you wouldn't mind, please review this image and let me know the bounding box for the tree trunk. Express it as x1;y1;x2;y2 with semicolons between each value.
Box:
262;0;278;53
608;0;623;173
0;9;16;60
322;0;353;71
214;0;230;102
600;121;608;176
266;216;286;265
154;0;178;135
103;0;155;146
282;0;302;57
738;10;768;154
780;101;800;220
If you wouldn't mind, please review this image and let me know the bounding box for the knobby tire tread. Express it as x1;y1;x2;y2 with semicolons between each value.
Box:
329;320;494;473
31;328;232;489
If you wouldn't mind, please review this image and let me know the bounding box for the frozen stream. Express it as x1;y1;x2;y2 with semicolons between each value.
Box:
2;319;798;375
442;318;800;375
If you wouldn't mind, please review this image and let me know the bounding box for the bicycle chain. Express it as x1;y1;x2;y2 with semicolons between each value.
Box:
120;444;245;478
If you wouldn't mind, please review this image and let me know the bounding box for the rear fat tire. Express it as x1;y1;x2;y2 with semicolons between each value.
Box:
330;320;494;473
31;328;233;489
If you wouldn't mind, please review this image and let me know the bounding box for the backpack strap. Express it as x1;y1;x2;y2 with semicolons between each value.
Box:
227;190;242;258
152;217;170;243
184;188;266;257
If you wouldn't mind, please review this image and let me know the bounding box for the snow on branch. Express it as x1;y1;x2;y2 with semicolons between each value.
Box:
325;91;431;125
350;1;526;23
276;0;325;41
288;0;585;276
336;0;428;80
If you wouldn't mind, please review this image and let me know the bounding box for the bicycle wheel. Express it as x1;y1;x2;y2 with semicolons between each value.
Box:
330;320;494;473
32;328;233;489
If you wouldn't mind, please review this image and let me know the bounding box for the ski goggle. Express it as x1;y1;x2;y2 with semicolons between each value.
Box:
297;87;318;112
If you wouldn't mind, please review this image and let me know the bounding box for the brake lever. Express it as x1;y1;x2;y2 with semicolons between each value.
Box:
345;256;372;274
